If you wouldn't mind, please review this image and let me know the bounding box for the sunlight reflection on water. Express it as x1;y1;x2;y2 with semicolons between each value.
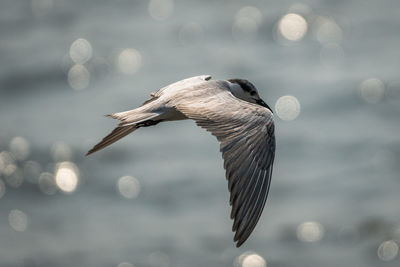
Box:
297;221;324;242
232;6;262;42
117;175;141;199
278;13;308;42
69;38;93;65
117;49;142;75
68;64;90;90
377;240;399;261
8;209;28;232
148;0;174;21
312;16;343;44
358;78;385;104
0;151;15;176
55;162;79;194
275;95;301;121
235;252;267;267
9;137;30;161
4;166;23;188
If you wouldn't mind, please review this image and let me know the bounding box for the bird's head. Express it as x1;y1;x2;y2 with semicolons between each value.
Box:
227;79;273;112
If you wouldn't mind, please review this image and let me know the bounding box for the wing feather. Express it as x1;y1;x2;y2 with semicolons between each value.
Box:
171;81;275;247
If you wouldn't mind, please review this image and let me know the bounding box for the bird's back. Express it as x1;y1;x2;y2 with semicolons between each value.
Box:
154;75;212;98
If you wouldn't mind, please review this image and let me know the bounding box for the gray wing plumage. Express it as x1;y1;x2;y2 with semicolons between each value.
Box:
171;81;275;247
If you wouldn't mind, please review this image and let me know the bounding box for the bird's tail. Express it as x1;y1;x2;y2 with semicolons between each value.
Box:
86;111;160;155
86;125;137;155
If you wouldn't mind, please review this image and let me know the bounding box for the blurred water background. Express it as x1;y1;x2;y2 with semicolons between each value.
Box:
1;0;400;266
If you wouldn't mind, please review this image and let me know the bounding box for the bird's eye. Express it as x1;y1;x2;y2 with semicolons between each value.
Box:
250;91;256;96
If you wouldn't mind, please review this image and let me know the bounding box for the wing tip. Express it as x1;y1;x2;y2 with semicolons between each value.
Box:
86;145;100;156
235;240;243;248
234;234;246;247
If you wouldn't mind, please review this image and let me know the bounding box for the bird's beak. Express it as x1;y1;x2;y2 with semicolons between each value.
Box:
256;99;273;113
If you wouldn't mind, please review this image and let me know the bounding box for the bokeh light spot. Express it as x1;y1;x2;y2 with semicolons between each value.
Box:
117;49;142;75
9;136;30;161
242;254;267;267
312;16;342;44
232;17;259;41
117;175;141;199
4;166;23;188
232;6;262;42
0;151;15;176
236;6;262;25
278;13;307;41
69;38;93;64
297;221;324;242
275;95;301;121
9;209;28;232
235;252;267;267
148;0;174;21
3;163;17;177
55;162;79;194
39;172;58;195
359;78;385;103
68;64;90;90
377;240;398;261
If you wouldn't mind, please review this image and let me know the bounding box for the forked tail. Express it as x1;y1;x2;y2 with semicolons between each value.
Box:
86;125;137;155
86;111;160;155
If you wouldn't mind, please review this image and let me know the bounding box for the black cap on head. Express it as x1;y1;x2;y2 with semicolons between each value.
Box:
228;79;257;95
228;79;273;112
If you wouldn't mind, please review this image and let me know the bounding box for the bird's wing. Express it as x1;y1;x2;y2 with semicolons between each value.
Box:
171;82;275;247
153;75;211;97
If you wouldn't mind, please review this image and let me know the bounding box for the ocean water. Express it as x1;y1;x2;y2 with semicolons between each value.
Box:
1;0;400;266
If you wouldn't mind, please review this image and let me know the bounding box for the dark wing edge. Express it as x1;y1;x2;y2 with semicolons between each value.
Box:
174;93;275;247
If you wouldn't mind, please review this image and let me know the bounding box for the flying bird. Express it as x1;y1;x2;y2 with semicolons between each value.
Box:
87;75;276;247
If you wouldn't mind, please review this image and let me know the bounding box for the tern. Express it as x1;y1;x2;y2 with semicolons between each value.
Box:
87;75;276;247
